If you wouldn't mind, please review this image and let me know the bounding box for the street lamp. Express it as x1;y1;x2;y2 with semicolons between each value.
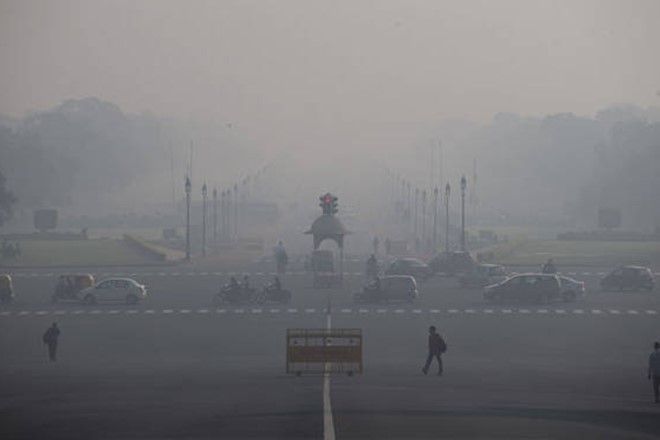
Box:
444;183;450;253
213;188;218;245
201;182;207;257
421;190;427;248
185;176;191;262
460;175;467;251
433;187;438;251
233;183;239;240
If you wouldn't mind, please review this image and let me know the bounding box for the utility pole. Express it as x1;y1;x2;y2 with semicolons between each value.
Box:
433;187;438;252
421;190;427;248
233;183;239;240
201;182;207;257
444;183;450;253
460;175;467;251
213;188;218;244
185;176;191;262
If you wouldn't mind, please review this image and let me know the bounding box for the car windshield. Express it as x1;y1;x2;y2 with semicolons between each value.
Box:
3;2;660;439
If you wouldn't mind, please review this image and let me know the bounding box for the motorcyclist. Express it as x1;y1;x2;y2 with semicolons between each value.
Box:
541;258;557;274
372;275;381;291
241;275;251;291
267;276;282;292
366;254;379;278
228;276;239;289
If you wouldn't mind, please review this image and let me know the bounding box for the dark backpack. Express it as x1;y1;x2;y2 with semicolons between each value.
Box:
438;337;447;353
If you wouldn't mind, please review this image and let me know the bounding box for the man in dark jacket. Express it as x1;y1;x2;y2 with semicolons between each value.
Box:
43;322;61;362
422;326;447;375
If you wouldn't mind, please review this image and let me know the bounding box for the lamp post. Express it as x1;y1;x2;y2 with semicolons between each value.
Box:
185;176;191;262
433;187;438;251
460;175;467;251
444;183;450;253
233;183;238;240
414;188;419;236
212;187;218;245
201;182;207;257
421;190;427;247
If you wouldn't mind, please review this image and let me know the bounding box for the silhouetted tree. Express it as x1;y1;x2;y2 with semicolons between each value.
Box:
0;170;16;226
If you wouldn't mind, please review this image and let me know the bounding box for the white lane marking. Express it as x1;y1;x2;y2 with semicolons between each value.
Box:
555;309;566;314
519;309;530;314
197;309;209;314
501;309;513;314
18;311;30;316
412;309;422;314
483;309;494;314
126;310;138;315
429;309;440;314
591;309;603;314
627;310;638;315
305;308;316;314
537;309;549;314
107;310;120;315
358;308;369;314
179;309;191;314
566;272;577;276
376;309;387;314
394;309;405;314
199;272;208;276
234;309;245;314
162;309;174;314
157;272;166;276
213;272;223;276
144;309;155;314
341;308;352;314
582;272;591;275
597;272;606;276
35;311;48;315
256;272;263;276
448;309;459;314
72;310;84;315
251;309;263;314
216;309;226;314
186;272;196;276
89;310;102;315
172;272;181;276
0;311;11;316
572;309;584;314
270;309;281;314
465;309;476;314
54;310;66;315
287;308;298;313
609;309;621;315
645;310;657;315
142;272;153;276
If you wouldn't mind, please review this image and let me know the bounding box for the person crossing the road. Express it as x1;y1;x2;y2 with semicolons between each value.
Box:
422;326;447;376
42;322;61;362
648;341;660;403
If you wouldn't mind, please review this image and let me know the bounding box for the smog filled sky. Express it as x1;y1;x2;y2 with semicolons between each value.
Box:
2;0;660;152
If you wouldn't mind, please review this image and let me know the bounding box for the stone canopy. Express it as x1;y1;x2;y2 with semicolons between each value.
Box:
305;214;350;249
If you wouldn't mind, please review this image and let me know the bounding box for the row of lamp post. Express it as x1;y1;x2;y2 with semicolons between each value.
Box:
387;170;468;254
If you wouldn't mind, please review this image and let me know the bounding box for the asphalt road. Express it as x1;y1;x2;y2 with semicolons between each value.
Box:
1;264;660;439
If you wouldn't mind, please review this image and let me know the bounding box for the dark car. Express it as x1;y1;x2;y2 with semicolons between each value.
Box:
428;251;475;276
354;275;418;303
384;258;432;281
484;273;562;304
600;265;655;292
459;264;508;288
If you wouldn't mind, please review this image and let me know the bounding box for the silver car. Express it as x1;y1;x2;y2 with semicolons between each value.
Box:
79;278;147;305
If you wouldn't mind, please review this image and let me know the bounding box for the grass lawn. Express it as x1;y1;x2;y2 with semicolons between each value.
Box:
0;239;159;267
481;239;660;266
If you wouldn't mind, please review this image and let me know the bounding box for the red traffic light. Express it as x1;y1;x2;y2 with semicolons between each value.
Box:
324;197;332;204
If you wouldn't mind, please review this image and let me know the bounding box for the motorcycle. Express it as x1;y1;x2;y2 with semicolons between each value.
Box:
276;251;288;275
214;283;257;305
256;284;292;304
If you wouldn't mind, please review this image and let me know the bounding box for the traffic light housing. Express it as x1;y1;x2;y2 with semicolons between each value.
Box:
319;193;338;215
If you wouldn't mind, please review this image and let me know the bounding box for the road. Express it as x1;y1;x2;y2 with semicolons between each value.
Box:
1;264;659;439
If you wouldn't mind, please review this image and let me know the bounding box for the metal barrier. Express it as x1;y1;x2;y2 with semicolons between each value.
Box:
286;328;362;376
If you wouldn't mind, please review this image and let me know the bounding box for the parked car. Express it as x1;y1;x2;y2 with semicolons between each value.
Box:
483;273;562;304
384;258;432;281
428;251;475;276
459;264;508;288
557;275;586;301
600;266;655;291
354;275;418;303
0;274;15;304
52;274;95;303
79;278;147;305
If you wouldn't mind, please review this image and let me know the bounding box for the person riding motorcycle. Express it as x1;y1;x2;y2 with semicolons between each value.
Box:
228;276;239;289
541;258;557;274
270;276;282;292
241;275;251;291
366;254;379;278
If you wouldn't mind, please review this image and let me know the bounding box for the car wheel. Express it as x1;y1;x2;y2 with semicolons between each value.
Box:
83;294;96;305
126;294;138;305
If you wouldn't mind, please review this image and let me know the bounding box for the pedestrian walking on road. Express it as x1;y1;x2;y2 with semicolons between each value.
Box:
422;326;447;376
648;341;660;403
42;322;61;362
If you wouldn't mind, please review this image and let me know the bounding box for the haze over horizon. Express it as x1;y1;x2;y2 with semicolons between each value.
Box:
2;0;660;153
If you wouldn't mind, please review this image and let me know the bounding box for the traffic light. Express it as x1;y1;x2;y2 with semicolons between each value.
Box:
319;193;338;215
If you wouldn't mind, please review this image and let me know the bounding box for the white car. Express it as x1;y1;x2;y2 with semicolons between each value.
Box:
79;278;147;305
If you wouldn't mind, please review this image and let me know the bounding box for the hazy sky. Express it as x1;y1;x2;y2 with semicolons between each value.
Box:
2;0;660;151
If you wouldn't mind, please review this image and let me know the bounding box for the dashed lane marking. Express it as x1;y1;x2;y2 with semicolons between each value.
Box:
646;310;657;315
